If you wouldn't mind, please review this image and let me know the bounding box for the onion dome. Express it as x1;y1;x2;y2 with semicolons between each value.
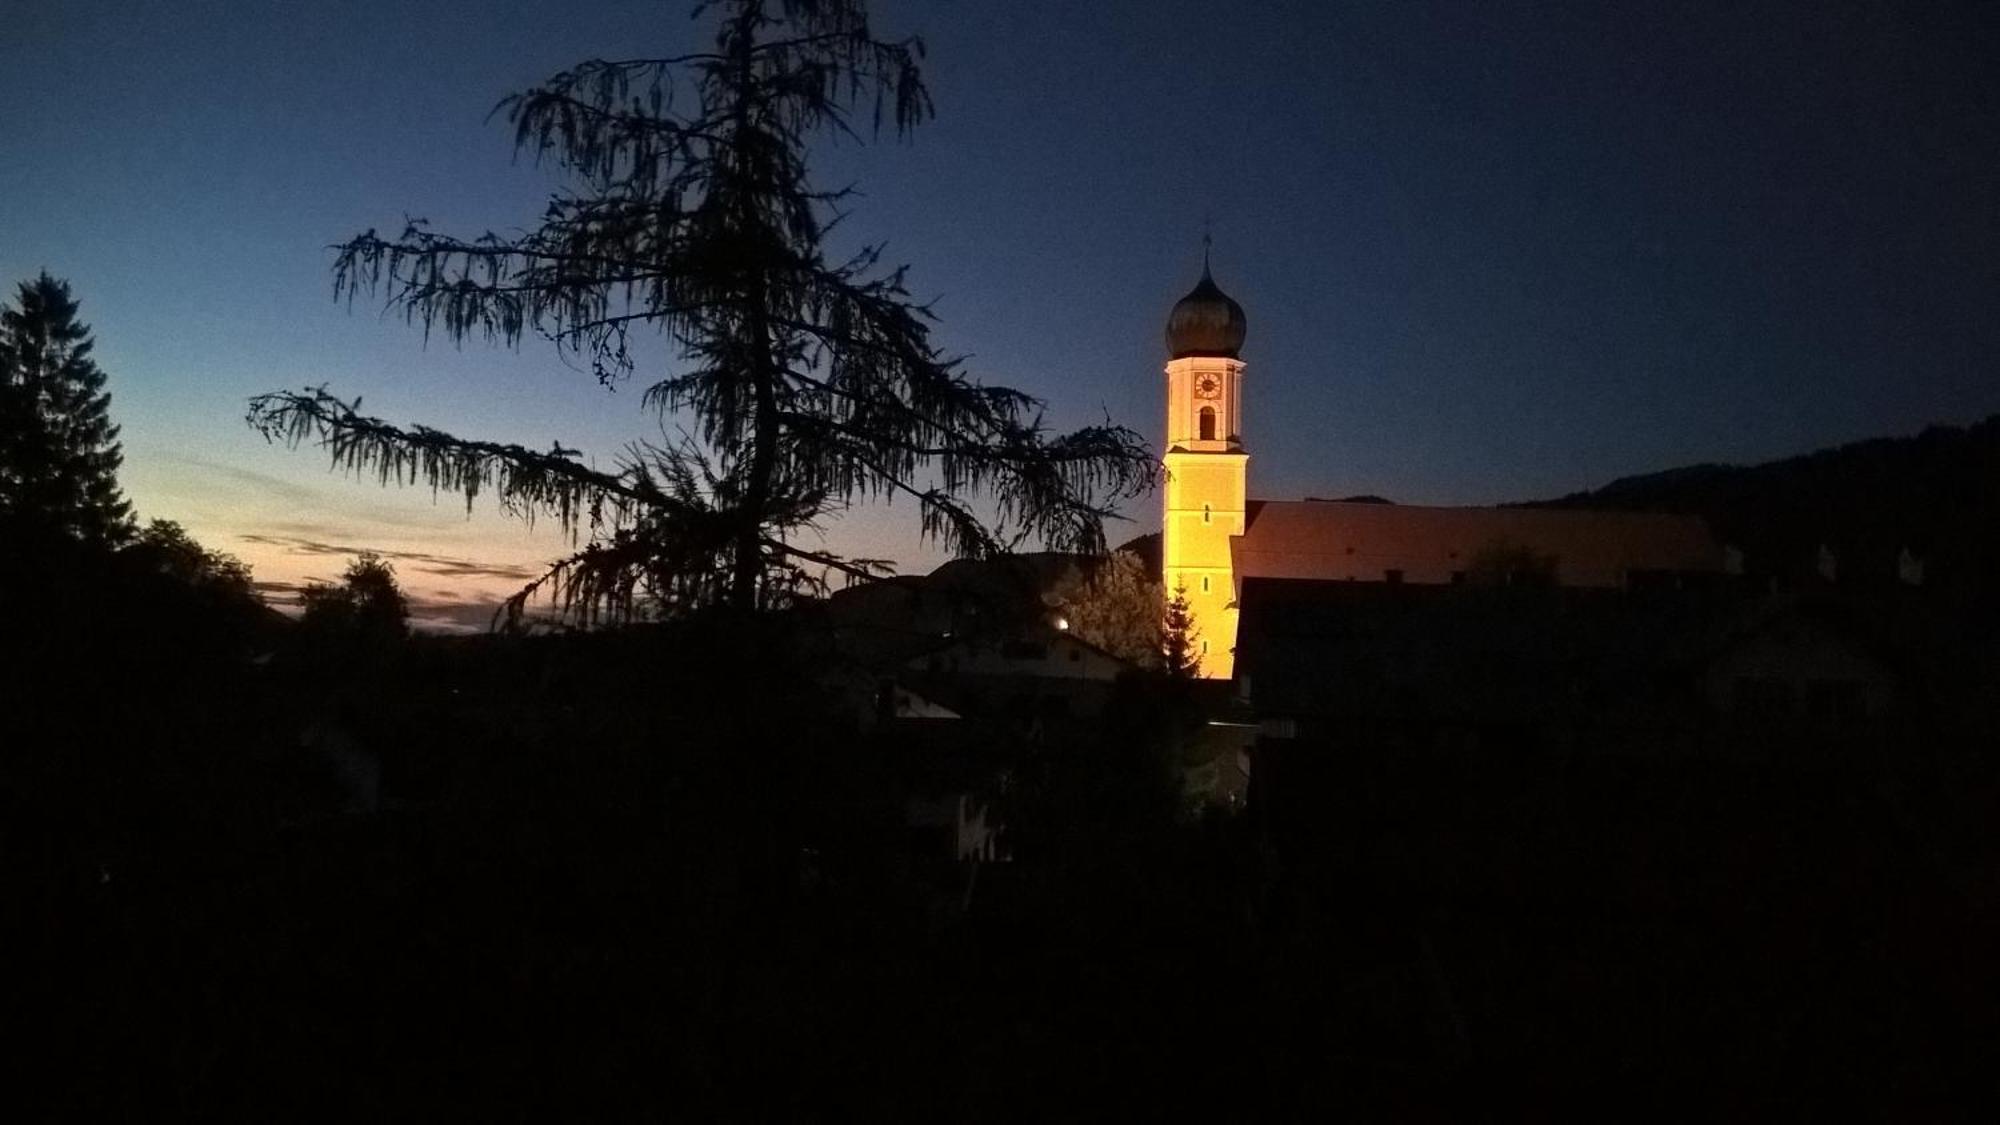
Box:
1165;265;1248;359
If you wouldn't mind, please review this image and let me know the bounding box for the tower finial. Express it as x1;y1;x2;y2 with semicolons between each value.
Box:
1201;213;1214;276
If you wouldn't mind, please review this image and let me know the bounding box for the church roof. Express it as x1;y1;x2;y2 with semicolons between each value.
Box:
1166;266;1248;359
1231;500;1725;587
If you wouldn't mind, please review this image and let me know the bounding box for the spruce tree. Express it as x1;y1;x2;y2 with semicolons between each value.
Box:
1161;582;1201;679
0;273;134;546
248;0;1151;623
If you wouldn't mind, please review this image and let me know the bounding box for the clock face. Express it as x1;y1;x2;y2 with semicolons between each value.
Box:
1194;373;1222;399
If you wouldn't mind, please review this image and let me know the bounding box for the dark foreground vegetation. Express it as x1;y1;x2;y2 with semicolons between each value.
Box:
10;531;1998;1120
7;538;1221;1119
8;0;1996;1109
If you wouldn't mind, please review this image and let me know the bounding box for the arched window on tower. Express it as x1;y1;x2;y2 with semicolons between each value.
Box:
1198;406;1217;442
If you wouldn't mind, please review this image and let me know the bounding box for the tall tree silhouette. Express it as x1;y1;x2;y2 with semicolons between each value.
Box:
249;0;1151;622
0;273;133;546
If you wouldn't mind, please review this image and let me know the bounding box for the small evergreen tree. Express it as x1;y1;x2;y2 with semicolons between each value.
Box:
1161;582;1200;679
0;273;133;545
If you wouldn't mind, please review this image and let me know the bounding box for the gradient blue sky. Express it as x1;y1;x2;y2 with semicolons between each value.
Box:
6;1;1995;627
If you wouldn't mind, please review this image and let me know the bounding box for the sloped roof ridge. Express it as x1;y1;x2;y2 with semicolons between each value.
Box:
1255;496;1706;518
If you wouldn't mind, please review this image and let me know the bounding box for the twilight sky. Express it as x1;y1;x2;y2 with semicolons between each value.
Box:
5;0;1995;628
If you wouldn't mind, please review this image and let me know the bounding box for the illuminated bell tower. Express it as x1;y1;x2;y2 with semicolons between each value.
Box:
1160;255;1249;679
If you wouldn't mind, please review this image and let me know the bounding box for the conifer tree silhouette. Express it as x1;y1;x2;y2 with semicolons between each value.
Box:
1161;582;1201;679
1;273;133;546
250;0;1152;623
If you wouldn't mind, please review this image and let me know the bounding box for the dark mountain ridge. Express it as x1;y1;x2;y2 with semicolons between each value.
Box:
1527;413;2000;590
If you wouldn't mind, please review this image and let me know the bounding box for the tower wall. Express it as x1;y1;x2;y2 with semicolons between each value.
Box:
1162;354;1248;679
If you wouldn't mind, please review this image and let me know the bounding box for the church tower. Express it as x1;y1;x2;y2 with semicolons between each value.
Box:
1160;258;1249;679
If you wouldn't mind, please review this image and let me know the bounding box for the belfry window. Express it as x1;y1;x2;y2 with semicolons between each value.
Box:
1198;406;1216;442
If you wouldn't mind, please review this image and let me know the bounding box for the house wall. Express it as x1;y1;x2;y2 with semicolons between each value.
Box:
946;635;1127;682
1699;622;1897;720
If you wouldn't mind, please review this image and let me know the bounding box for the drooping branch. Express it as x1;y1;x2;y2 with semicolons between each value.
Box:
246;386;644;537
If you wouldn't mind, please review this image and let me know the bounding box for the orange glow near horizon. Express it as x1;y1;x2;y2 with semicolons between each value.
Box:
119;445;984;631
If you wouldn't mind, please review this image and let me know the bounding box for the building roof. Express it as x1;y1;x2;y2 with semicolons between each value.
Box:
1232;499;1724;587
1165;266;1248;359
818;553;1082;669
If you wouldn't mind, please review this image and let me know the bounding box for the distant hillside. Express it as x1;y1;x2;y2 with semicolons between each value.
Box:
1116;532;1161;575
1528;414;2000;588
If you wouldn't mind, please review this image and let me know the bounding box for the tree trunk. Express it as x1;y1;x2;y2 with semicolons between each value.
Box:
727;1;777;613
732;328;780;611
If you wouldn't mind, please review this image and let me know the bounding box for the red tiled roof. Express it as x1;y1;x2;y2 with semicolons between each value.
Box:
1232;500;1723;587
